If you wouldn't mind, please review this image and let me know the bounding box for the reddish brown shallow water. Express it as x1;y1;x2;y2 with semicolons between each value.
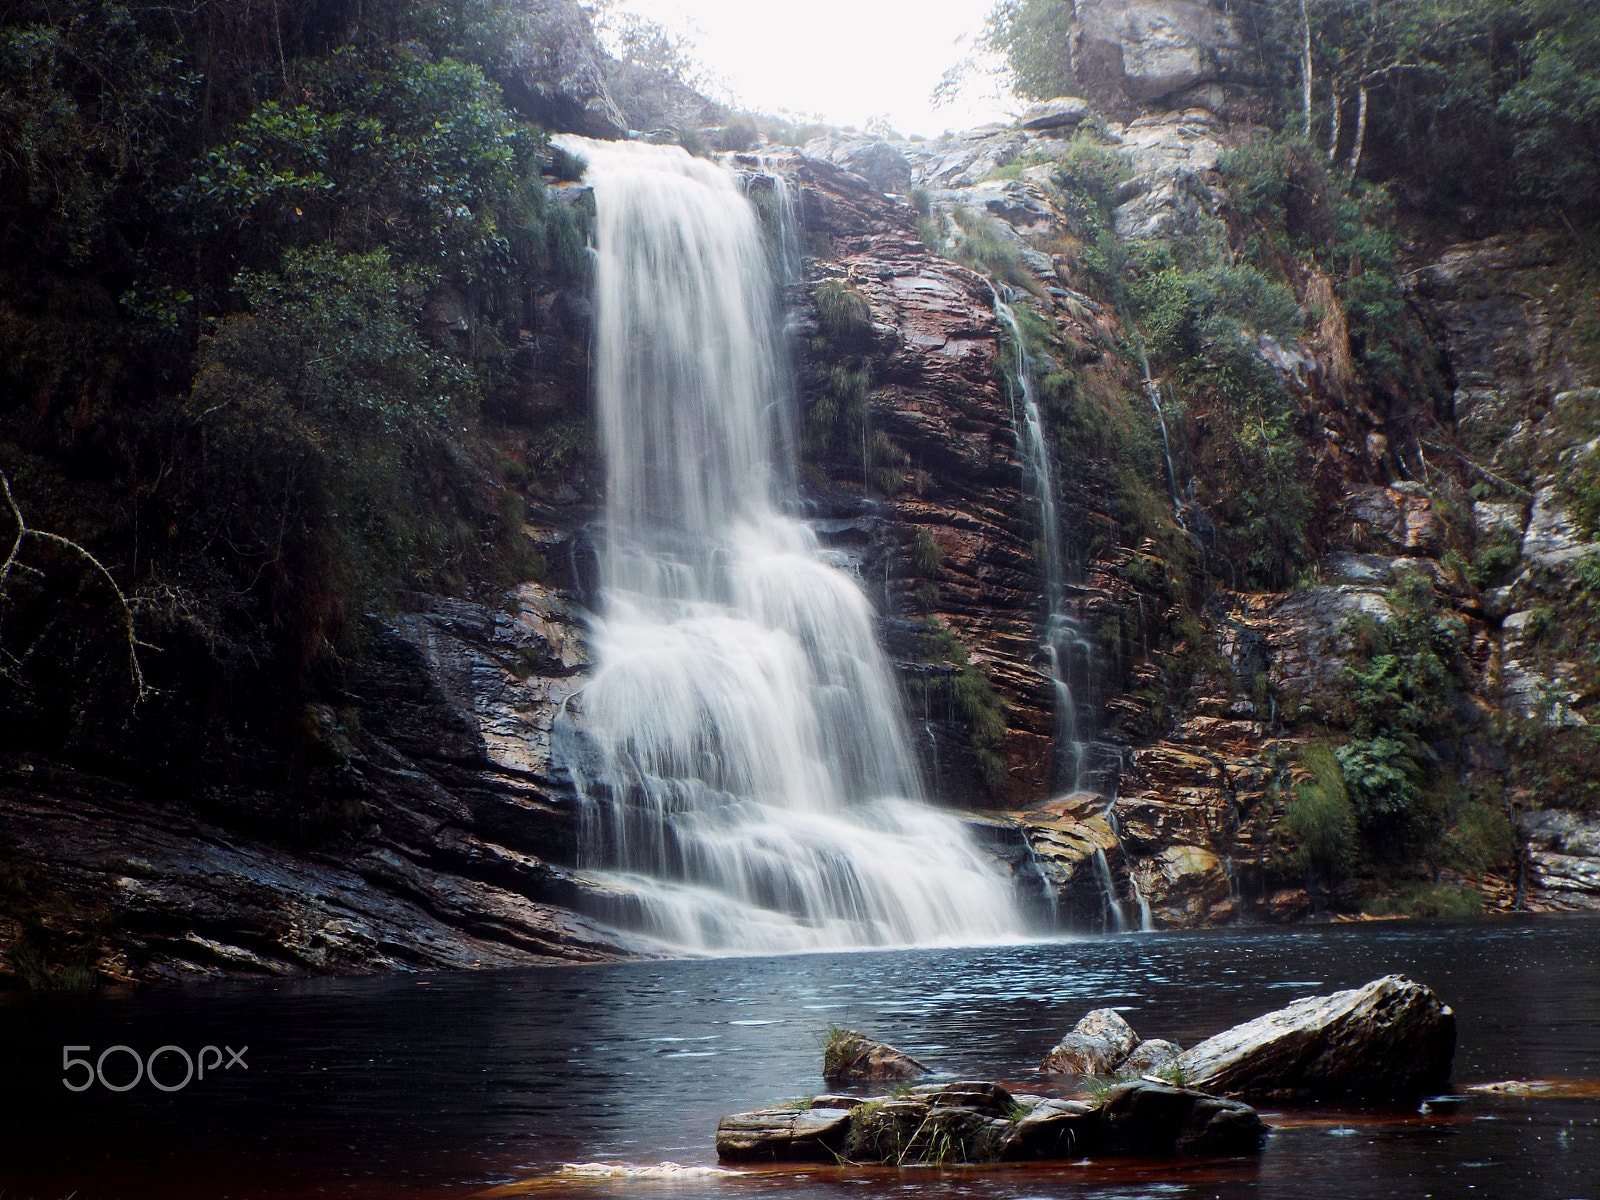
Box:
2;916;1597;1199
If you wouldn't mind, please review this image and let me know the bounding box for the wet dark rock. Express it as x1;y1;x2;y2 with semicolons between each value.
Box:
908;1080;1015;1115
718;1079;1267;1165
822;1030;929;1084
1098;1080;1267;1156
1041;1008;1141;1074
995;1098;1099;1161
1179;975;1456;1102
715;1106;854;1163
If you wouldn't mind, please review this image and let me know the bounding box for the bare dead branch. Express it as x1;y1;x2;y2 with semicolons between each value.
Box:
0;470;152;705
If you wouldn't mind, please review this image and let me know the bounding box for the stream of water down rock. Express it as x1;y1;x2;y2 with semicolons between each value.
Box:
552;139;1025;953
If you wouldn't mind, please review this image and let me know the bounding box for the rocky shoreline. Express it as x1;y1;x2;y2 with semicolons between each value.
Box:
718;976;1454;1167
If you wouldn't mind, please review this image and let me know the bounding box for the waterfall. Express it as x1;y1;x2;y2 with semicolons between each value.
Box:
993;294;1091;795
556;139;1024;954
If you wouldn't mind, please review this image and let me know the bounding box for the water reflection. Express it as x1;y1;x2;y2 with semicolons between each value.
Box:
1;917;1596;1198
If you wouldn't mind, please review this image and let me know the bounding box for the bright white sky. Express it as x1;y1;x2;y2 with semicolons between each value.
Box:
597;0;1016;138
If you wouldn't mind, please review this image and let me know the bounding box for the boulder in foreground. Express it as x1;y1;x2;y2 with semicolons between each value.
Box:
822;1029;929;1084
1040;1008;1141;1075
1178;974;1455;1102
1098;1081;1267;1157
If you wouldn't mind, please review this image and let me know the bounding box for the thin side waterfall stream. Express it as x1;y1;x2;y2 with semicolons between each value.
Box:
993;293;1091;795
555;140;1024;953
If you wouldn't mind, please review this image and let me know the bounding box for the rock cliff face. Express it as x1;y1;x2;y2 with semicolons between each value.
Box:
6;8;1598;984
787;91;1600;926
1055;0;1261;118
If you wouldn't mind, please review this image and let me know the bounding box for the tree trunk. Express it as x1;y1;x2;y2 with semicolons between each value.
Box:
1300;0;1314;136
1327;81;1343;163
1344;84;1369;186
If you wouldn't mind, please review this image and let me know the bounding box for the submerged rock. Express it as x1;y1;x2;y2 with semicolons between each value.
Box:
1178;975;1456;1101
1041;1008;1141;1074
822;1030;929;1084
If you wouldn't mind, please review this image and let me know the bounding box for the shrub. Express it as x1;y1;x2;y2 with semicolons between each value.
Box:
814;280;874;348
911;527;944;575
1366;884;1484;920
1277;743;1358;883
1336;737;1425;828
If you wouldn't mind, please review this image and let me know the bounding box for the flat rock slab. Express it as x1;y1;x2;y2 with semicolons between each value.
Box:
717;1081;1265;1165
715;1106;853;1163
1178;974;1455;1102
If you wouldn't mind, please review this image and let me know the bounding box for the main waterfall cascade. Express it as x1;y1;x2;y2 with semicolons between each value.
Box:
555;139;1025;953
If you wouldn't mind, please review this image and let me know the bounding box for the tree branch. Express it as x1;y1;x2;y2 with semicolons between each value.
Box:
0;470;152;704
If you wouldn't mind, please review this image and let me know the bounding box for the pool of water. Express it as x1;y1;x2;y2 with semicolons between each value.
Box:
3;917;1598;1199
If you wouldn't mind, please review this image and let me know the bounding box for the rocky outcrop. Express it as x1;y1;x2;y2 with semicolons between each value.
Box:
1061;0;1256;116
1178;975;1456;1102
715;1104;855;1163
823;1031;929;1084
1520;811;1600;908
1041;1007;1141;1074
501;0;628;139
0;574;640;982
717;1079;1265;1164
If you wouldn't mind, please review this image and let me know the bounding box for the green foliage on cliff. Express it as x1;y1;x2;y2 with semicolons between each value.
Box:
919;624;1010;797
0;0;590;814
1276;742;1358;885
979;0;1600;220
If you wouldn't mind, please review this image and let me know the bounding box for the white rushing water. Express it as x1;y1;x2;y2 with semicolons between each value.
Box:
994;295;1092;795
557;139;1024;953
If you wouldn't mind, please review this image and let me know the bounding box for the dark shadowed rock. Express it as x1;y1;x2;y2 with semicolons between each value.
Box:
1018;96;1096;132
1098;1081;1266;1156
1123;1038;1184;1077
1041;1008;1141;1074
716;1106;854;1162
1178;975;1456;1101
996;1097;1099;1160
823;1030;929;1084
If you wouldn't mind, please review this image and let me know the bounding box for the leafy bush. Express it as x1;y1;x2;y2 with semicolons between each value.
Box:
1366;883;1484;920
911;527;944;575
920;623;1010;797
1335;737;1425;827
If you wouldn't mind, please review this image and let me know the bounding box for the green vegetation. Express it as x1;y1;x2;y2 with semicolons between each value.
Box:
1366;883;1485;919
919;624;1010;797
1275;742;1359;886
0;0;593;836
820;1025;858;1075
980;0;1600;221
